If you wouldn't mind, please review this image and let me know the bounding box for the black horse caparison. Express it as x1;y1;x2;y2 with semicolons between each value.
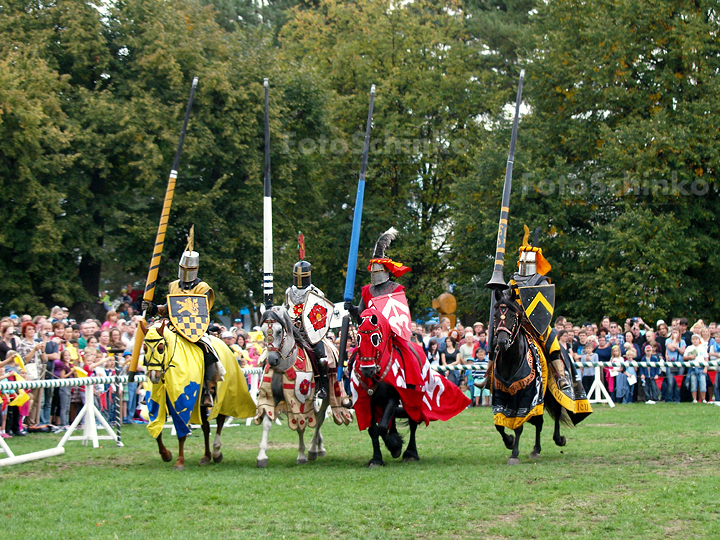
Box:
491;297;567;465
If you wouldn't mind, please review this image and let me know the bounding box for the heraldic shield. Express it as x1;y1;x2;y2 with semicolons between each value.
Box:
168;294;210;343
302;290;334;345
518;284;555;335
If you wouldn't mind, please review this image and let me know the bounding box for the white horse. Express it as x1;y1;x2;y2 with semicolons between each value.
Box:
255;306;351;467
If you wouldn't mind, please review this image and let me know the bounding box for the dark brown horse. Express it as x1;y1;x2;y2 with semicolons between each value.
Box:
490;297;590;465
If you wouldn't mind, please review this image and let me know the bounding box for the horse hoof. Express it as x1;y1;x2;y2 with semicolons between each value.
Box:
555;436;567;447
367;460;385;468
308;451;318;461
390;448;402;459
297;457;308;465
161;452;172;463
402;456;419;463
507;457;520;466
198;456;211;466
173;464;185;471
212;452;223;464
256;458;268;468
529;451;541;460
317;449;326;458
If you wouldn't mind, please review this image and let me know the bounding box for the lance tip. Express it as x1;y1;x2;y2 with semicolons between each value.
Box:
192;77;198;87
264;78;269;87
370;84;376;94
519;69;525;79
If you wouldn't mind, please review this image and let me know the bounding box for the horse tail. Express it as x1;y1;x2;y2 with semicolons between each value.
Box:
544;389;574;428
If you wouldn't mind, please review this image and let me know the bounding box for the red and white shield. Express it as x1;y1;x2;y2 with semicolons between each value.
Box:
302;291;334;345
367;291;413;342
295;372;314;404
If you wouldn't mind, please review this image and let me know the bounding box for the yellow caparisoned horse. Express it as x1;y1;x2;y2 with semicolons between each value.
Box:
143;320;256;470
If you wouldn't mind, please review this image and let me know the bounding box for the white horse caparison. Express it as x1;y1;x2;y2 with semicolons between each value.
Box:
256;306;330;467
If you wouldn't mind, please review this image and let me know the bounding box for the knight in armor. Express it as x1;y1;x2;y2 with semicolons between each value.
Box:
142;248;223;406
504;226;571;391
345;227;411;324
284;260;330;399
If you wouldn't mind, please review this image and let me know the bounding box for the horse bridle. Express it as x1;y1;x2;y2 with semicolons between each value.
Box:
264;318;291;363
494;303;521;348
144;332;176;380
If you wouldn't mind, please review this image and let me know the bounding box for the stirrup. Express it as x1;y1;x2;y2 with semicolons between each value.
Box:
557;376;571;391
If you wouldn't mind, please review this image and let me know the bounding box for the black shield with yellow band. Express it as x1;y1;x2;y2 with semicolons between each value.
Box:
168;294;210;343
518;284;555;336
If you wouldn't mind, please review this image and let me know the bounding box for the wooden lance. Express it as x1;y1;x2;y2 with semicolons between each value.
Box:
486;70;525;353
128;77;198;382
337;84;376;376
263;78;274;308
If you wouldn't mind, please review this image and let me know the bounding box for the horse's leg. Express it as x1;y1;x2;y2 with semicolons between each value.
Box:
156;433;172;463
382;419;403;459
297;425;307;465
402;419;419;463
174;435;186;471
257;413;272;468
367;419;385;467
212;414;225;463
529;415;543;459
199;406;212;466
507;424;523;465
496;425;515;450
553;414;566;446
377;395;398;438
309;397;328;461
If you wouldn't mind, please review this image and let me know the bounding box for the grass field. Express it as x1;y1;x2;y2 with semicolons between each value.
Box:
2;403;719;539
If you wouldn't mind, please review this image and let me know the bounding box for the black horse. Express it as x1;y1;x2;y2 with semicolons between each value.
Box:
490;297;572;465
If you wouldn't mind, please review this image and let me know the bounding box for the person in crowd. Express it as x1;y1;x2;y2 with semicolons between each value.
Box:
120;321;136;349
638;344;660;404
612;345;636;404
441;336;462;386
472;322;484;339
683;333;708;403
664;328;686;403
579;337;598;394
459;378;471;404
0;365;12;438
472;347;491;406
655;321;669;360
426;338;440;368
0;322;19;368
2;351;29;436
624;331;641;361
108;328;124;351
459;331;476;390
678;318;693;349
572;328;589;360
52;349;75;427
16;321;49;427
96;330;111;354
607;322;624;348
102;311;119;331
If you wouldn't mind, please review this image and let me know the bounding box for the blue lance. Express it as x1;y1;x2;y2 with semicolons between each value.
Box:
337;84;376;376
486;70;525;354
263;78;273;307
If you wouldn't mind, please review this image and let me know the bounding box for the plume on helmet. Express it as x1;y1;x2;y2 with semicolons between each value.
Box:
372;227;398;258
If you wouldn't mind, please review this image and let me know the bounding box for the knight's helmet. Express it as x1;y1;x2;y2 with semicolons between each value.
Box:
178;225;199;283
517;225;551;278
293;260;312;289
178;251;199;282
368;227;411;286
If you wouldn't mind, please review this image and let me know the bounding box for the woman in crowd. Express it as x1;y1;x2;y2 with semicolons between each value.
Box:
0;322;18;366
624;331;641;361
101;310;119;331
234;333;251;369
441;336;462;386
52;349;75;426
664;328;686;403
426;338;440;368
612;345;636;404
97;331;111;354
16;321;48;427
683;334;708;403
108;328;125;351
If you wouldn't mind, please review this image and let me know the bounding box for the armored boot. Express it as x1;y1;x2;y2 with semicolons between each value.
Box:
316;357;329;400
552;359;571;391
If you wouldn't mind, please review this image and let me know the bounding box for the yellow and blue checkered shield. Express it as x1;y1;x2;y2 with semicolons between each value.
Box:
168;294;210;343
